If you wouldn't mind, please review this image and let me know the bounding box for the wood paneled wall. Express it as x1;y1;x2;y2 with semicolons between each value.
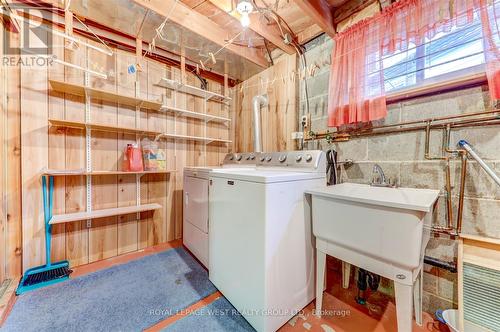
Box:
16;29;230;273
1;27;22;281
1;21;5;284
231;53;297;152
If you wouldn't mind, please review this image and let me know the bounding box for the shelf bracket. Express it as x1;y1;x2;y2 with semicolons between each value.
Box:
135;79;141;221
85;50;92;229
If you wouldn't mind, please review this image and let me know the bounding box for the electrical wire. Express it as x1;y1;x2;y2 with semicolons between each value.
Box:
144;0;180;59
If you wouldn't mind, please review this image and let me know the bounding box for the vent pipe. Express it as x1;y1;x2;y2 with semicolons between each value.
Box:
252;94;268;152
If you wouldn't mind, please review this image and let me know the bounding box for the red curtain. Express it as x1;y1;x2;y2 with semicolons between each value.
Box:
479;0;500;99
328;0;500;128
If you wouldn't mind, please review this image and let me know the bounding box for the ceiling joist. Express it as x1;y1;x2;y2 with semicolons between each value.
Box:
292;0;336;37
133;0;269;68
207;0;295;54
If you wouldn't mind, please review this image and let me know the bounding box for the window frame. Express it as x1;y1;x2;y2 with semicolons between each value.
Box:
383;31;487;99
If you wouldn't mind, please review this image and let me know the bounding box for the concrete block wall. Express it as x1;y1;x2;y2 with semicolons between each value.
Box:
300;34;500;313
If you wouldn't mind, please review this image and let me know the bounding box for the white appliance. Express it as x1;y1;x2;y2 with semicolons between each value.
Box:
208;150;326;332
307;183;439;332
183;153;258;267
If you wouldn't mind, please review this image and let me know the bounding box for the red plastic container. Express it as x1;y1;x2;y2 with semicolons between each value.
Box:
124;144;144;172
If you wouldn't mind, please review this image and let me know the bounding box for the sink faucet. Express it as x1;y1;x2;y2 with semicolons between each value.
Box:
371;164;395;187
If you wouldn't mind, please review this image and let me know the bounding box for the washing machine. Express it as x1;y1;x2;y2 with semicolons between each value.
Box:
208;150;326;332
183;152;258;267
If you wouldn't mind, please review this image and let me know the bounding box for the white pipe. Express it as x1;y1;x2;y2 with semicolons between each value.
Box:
459;140;500;186
252;94;268;152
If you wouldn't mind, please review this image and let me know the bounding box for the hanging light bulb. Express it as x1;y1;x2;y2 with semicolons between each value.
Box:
236;0;253;28
240;12;250;27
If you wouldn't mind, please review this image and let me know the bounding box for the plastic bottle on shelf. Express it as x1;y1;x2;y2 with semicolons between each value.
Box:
123;144;144;172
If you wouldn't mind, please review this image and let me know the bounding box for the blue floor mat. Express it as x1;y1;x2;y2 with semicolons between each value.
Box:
2;247;217;332
163;297;256;332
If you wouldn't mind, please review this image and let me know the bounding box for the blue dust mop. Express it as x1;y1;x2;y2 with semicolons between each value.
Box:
16;176;71;295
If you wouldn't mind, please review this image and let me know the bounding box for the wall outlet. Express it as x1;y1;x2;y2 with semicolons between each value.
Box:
301;115;309;128
291;132;304;139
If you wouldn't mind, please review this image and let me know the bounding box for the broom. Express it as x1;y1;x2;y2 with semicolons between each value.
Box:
16;176;71;295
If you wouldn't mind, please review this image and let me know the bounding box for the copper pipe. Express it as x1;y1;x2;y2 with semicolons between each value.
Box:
424;122;454;233
457;151;468;234
305;110;500;141
303;113;498;237
444;124;462;154
358;109;499;133
444;159;454;231
319;116;500;142
354;110;495;135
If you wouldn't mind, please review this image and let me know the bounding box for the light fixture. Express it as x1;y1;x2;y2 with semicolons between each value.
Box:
236;0;253;28
240;12;250;27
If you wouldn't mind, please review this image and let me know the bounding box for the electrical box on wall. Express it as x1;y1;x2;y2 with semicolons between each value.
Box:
301;115;309;129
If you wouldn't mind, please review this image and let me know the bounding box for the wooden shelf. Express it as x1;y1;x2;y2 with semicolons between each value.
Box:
162;133;232;144
157;78;231;102
49;203;162;225
49;80;163;110
49;118;230;144
160;105;231;123
49;118;162;136
42;169;175;176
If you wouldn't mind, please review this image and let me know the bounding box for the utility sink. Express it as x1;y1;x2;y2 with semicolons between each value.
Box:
306;183;440;332
308;183;440;270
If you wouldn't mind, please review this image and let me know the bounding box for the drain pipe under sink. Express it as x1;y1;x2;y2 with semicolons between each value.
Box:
252;94;268;152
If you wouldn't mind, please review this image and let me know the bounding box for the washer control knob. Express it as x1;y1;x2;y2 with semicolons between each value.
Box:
305;154;313;162
278;155;287;163
229;154;234;160
246;156;251;160
250;155;256;160
260;156;266;162
295;155;302;162
266;155;272;162
236;155;242;161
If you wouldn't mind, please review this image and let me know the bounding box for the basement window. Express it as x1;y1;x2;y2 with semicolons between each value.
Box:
381;15;485;94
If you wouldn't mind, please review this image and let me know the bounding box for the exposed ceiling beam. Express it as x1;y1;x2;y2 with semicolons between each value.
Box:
207;0;295;54
133;0;268;68
292;0;335;37
333;0;378;24
297;24;323;44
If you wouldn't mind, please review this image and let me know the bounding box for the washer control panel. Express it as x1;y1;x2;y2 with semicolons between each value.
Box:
223;151;325;172
256;150;325;172
223;153;260;166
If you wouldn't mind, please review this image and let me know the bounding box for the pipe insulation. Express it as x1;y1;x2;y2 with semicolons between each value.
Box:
459;140;500;187
252;95;268;152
